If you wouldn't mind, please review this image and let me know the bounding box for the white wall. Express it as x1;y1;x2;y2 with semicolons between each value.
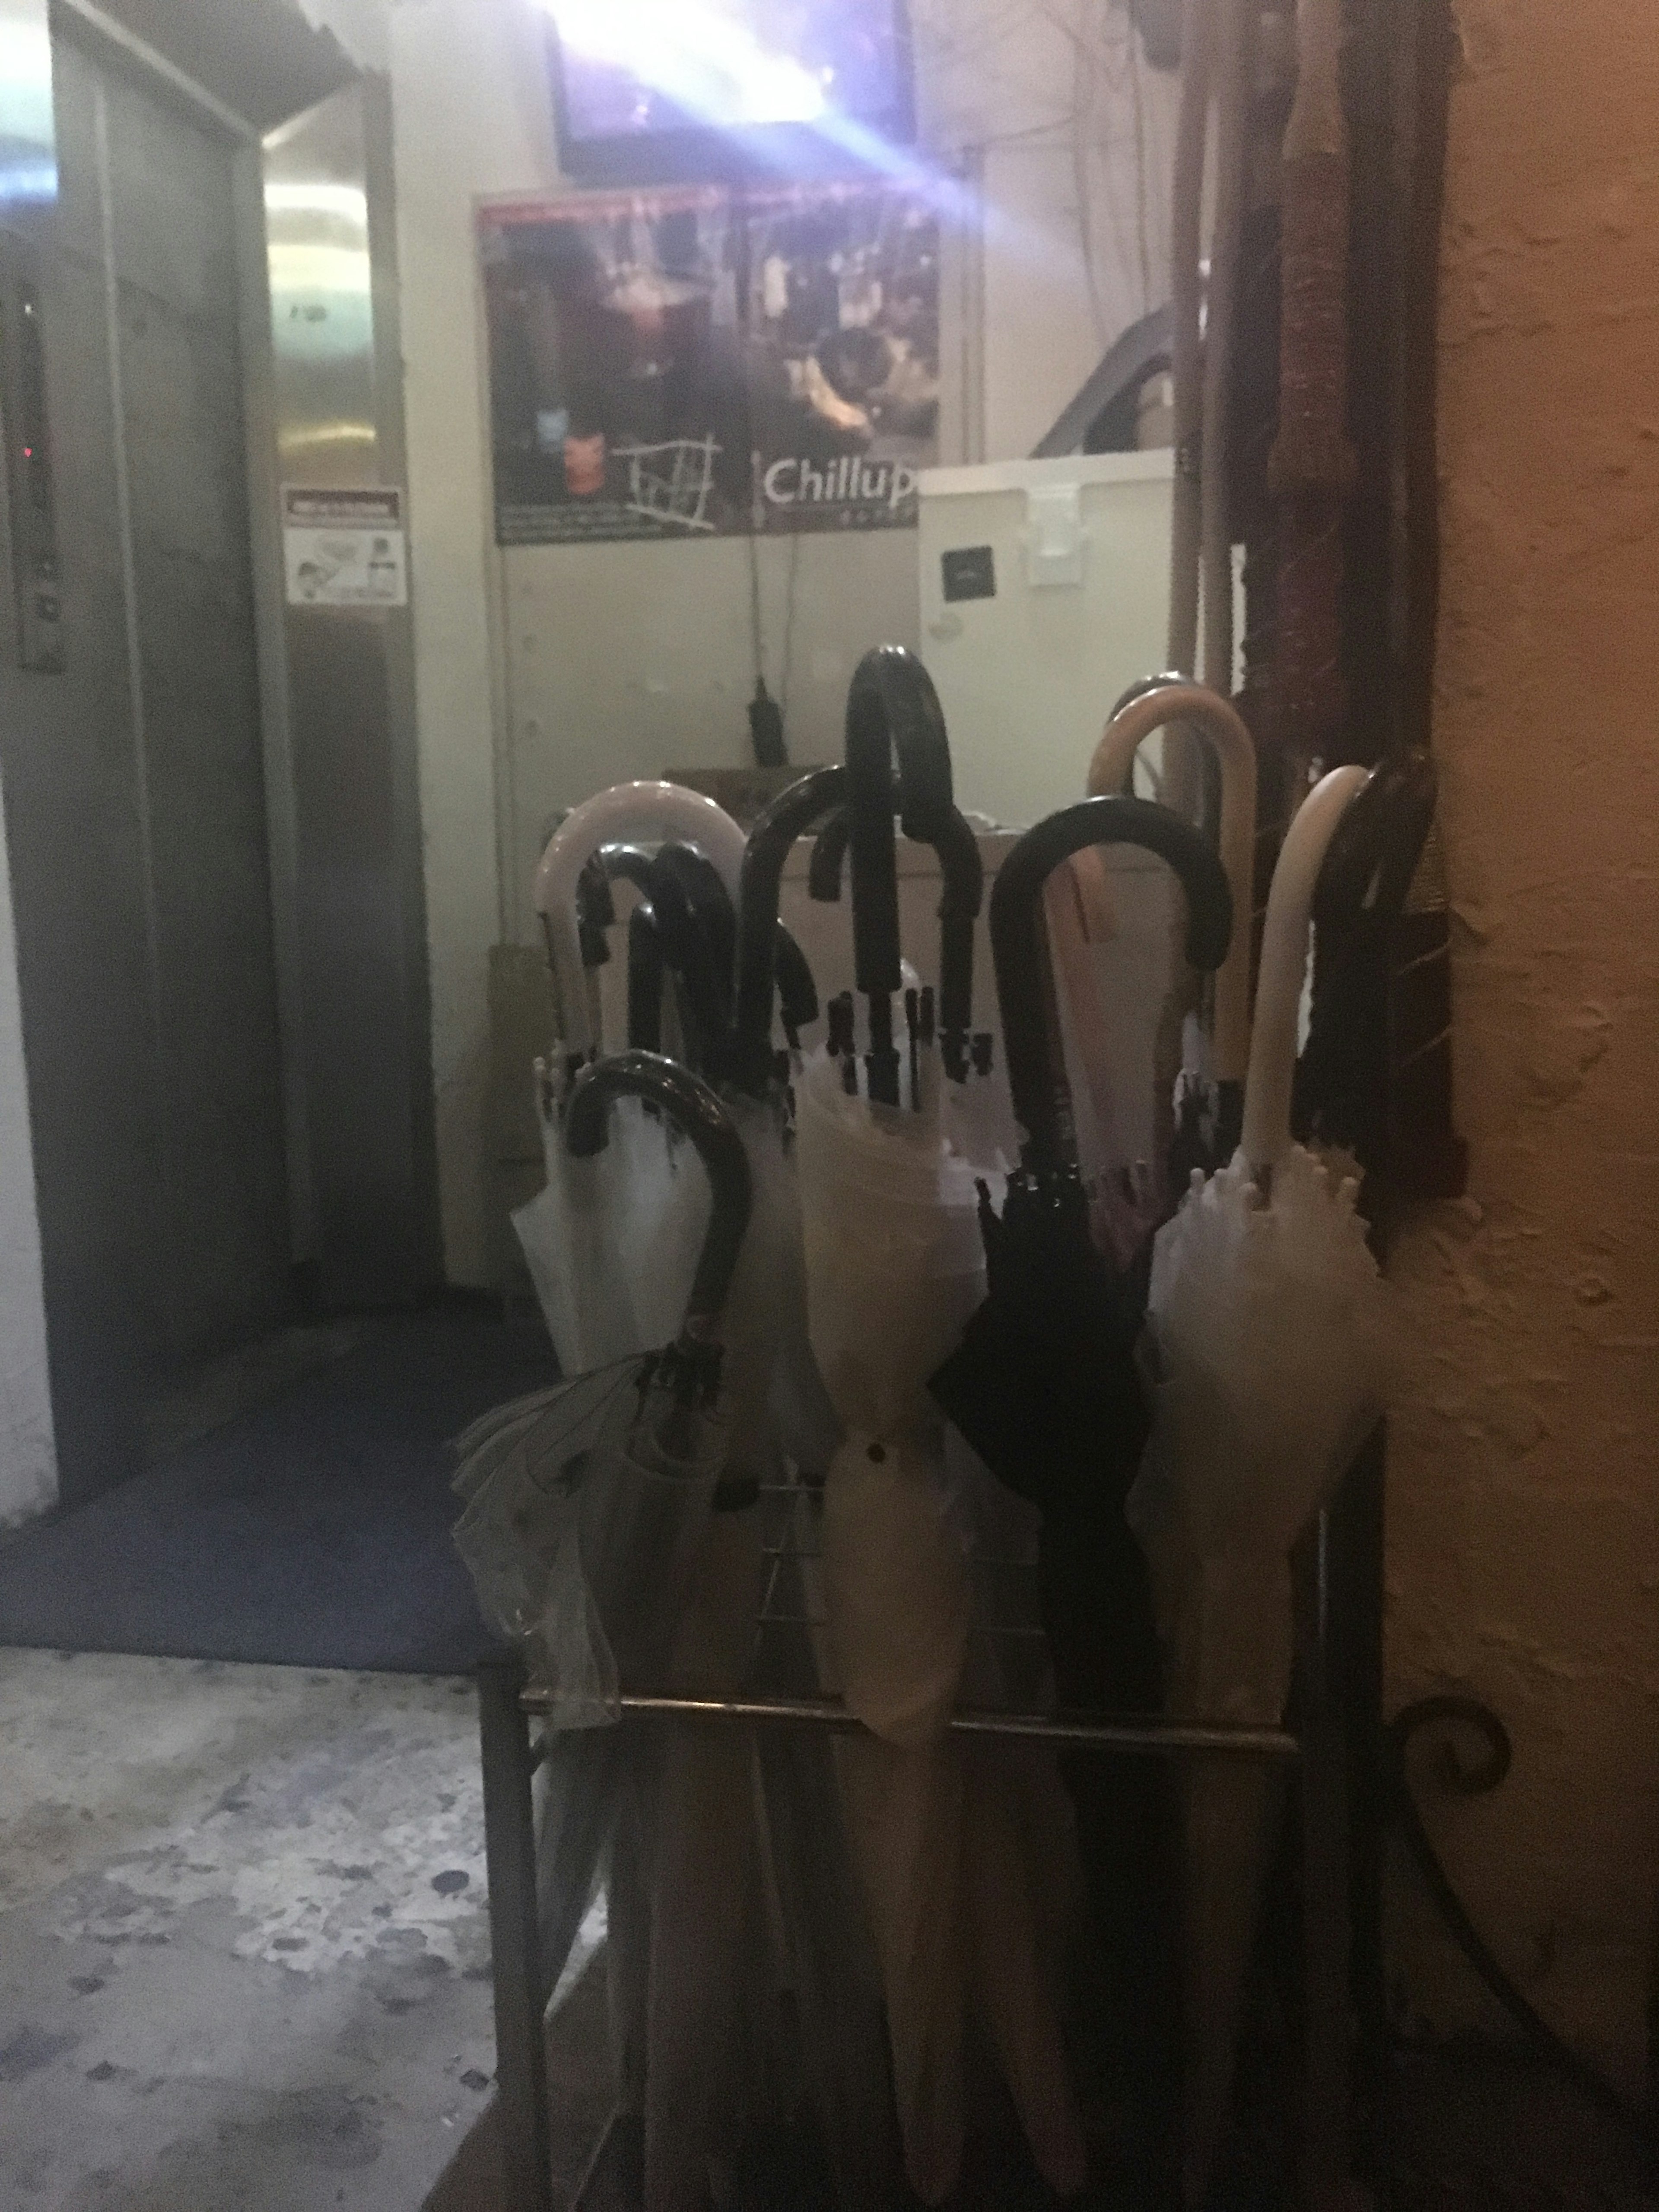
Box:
386;0;1176;1283
390;0;559;1286
0;769;57;1528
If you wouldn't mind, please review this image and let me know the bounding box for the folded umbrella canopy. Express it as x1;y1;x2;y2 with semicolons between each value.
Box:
930;794;1231;2183
1128;763;1389;2208
454;1051;753;2010
799;647;1087;2205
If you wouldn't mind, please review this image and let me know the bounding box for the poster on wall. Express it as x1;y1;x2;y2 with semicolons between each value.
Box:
479;181;940;544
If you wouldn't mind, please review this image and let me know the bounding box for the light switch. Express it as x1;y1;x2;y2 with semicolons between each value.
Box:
1022;482;1085;589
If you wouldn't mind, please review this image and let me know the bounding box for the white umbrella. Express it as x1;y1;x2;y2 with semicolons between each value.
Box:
797;1041;1087;2203
1128;763;1389;2206
795;1040;978;2203
1088;680;1259;1100
807;644;1087;2202
534;781;747;1063
516;784;746;1370
1053;679;1259;1253
453;1054;756;2016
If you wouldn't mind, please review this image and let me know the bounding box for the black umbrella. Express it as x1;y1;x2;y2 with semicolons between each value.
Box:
845;645;957;1106
929;793;1231;2174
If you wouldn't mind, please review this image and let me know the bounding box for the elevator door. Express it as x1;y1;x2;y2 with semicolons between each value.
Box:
0;33;291;1503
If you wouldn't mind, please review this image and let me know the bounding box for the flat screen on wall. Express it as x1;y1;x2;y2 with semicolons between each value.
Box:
543;0;916;186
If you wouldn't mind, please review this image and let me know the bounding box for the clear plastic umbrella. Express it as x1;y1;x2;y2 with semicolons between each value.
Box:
799;647;1087;2204
1128;763;1389;2206
453;1052;754;2012
534;781;747;1064
517;785;747;1371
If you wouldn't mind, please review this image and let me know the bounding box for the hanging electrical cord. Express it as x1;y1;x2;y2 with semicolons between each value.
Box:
731;177;786;769
776;529;802;731
1200;0;1254;698
745;525;786;766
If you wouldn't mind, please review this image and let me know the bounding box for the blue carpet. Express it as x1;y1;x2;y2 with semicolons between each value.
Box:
0;1309;557;1673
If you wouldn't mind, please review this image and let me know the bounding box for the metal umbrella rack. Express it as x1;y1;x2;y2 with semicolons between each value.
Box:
463;648;1391;2212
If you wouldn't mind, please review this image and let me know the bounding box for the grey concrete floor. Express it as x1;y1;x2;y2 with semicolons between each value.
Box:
0;1648;496;2209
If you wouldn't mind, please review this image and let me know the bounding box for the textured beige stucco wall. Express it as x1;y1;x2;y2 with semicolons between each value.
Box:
1386;0;1659;2090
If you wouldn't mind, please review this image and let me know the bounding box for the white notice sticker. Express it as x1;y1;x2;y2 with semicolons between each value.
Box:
282;485;407;607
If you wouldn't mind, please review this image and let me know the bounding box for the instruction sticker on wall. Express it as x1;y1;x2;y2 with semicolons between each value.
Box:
282;486;407;607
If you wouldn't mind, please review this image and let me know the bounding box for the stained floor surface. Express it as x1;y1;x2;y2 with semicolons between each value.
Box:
0;1648;496;2209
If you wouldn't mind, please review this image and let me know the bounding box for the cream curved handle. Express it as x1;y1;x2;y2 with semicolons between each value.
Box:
1239;763;1370;1177
1087;681;1258;1084
533;781;746;1058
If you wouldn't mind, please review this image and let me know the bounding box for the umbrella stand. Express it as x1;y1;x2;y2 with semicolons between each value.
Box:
477;1638;1368;2212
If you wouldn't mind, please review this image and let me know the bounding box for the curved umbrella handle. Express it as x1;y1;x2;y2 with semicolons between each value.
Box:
575;854;614;970
991;795;1233;1174
731;763;845;1089
845;645;954;998
1108;670;1190;725
534;782;746;1057
1088;679;1258;1085
928;805;982;1069
807;791;981;1062
565;1050;753;1331
807;804;852;904
773;922;817;1042
599;842;660;900
648;844;736;1062
1312;749;1436;935
1242;764;1372;1177
626;902;665;1052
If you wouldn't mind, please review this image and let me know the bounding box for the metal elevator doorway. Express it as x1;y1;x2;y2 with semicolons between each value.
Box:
0;22;292;1506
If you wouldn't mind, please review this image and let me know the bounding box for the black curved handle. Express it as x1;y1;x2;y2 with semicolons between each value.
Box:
807;805;852;904
990;795;1233;1173
599;843;659;899
731;764;845;1089
845;646;954;998
626;903;664;1052
565;1050;753;1329
773;921;817;1039
648;844;735;1068
575;854;615;969
1313;749;1437;931
809;791;980;1056
929;805;982;1056
573;841;664;968
1108;670;1189;729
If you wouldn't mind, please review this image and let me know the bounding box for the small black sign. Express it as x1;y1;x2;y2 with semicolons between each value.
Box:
941;544;996;603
